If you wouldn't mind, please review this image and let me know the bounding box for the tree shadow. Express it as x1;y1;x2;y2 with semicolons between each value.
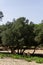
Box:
30;53;43;57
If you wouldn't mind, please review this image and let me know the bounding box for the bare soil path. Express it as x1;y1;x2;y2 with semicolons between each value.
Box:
0;58;43;65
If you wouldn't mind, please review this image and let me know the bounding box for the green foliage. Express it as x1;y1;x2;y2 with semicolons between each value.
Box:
0;17;43;54
1;29;14;46
0;53;43;63
33;56;43;63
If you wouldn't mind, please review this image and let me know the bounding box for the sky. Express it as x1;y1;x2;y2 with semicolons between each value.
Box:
0;0;43;25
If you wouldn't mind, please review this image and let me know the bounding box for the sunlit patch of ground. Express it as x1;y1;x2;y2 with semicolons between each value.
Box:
0;58;43;65
25;49;43;54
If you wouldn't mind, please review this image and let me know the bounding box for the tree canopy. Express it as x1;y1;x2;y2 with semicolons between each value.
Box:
0;17;43;54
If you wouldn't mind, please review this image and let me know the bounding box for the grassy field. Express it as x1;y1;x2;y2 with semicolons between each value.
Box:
0;53;43;63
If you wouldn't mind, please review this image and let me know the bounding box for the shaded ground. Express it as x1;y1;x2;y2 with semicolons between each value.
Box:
0;58;43;65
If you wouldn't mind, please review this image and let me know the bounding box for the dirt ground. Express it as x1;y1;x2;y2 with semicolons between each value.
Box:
0;58;43;65
0;49;43;54
0;50;43;65
24;49;43;54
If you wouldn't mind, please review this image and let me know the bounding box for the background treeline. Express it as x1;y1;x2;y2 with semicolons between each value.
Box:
0;17;43;54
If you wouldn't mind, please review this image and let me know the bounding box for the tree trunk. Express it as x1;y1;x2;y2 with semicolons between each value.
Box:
33;46;36;54
11;48;15;54
17;49;19;54
20;49;23;54
22;49;25;54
